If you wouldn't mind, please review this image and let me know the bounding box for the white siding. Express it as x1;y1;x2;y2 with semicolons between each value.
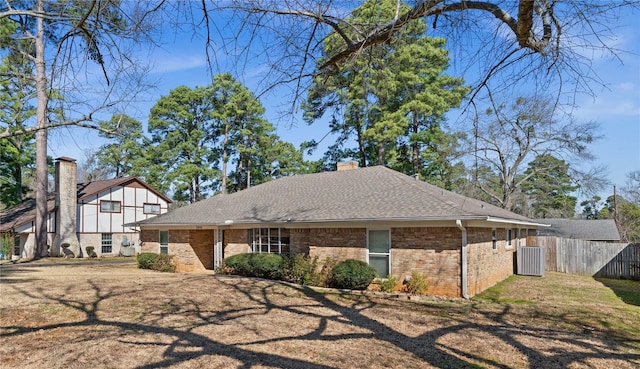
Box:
123;186;136;207
135;187;147;207
98;209;111;232
110;186;123;201
82;204;98;233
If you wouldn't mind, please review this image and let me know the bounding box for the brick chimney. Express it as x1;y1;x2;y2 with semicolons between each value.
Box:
55;157;80;257
336;161;358;171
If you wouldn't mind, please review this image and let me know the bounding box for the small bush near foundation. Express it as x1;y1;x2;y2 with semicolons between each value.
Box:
136;253;175;273
221;253;283;280
403;272;429;295
379;274;400;293
281;254;319;285
329;259;377;290
85;246;97;258
249;253;283;279
221;253;252;276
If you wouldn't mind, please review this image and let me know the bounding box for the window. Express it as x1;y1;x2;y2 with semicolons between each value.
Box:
368;229;390;277
492;229;497;250
159;231;169;254
13;235;20;256
101;233;113;254
250;228;290;255
143;203;161;214
100;200;121;213
506;229;513;249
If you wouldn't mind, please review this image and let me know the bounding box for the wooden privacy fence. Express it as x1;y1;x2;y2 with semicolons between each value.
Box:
528;236;640;279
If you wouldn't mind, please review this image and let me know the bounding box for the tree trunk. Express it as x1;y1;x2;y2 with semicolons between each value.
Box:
411;113;420;176
221;122;229;194
377;142;385;166
34;0;48;259
355;111;367;167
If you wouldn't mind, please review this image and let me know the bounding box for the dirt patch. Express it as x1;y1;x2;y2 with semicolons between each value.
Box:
1;262;638;368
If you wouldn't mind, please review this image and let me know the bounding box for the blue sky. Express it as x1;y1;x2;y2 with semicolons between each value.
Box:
48;5;640;202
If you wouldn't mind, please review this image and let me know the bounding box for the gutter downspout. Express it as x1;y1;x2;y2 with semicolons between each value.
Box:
456;220;470;299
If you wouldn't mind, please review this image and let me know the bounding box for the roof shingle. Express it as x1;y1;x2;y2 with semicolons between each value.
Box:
141;166;539;227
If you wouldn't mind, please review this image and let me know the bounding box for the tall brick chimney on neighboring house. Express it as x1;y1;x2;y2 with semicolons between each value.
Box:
55;157;80;257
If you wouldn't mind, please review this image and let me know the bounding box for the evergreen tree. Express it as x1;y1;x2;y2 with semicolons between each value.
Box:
0;18;36;208
304;0;468;182
522;154;577;218
87;115;146;181
148;85;220;203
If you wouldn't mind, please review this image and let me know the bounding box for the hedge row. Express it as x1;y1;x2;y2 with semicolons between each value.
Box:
220;253;377;290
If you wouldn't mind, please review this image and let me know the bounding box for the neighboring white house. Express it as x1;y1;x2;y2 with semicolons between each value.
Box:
0;157;172;259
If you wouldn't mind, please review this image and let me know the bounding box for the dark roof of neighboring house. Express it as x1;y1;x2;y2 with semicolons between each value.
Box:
77;177;172;203
0;196;55;232
536;218;621;241
0;177;171;232
140;165;543;227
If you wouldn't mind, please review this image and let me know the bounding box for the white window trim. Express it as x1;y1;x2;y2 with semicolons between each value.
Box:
506;228;513;249
101;233;113;254
143;203;161;215
100;200;121;213
13;235;21;256
159;230;169;254
250;228;290;255
367;228;391;277
491;228;497;251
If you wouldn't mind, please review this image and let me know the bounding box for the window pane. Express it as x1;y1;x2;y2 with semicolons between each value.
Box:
160;246;168;255
159;231;169;245
369;255;389;277
144;203;160;214
101;233;112;254
14;235;20;256
368;230;390;253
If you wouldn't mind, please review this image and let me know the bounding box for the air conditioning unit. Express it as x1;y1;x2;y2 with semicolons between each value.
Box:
517;246;545;277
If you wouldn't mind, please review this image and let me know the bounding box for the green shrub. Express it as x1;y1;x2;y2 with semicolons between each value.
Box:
221;253;252;276
136;252;176;273
248;253;283;279
85;246;97;258
329;259;377;290
61;243;70;249
403;272;429;295
281;254;319;285
221;253;283;280
379;274;399;293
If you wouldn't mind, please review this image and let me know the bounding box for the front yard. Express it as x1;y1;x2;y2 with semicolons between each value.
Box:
0;262;638;368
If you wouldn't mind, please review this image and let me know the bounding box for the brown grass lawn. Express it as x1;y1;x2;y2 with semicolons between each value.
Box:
1;261;638;369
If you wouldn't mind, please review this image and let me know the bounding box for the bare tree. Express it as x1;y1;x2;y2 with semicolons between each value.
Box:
471;95;602;211
205;1;637;107
0;1;165;258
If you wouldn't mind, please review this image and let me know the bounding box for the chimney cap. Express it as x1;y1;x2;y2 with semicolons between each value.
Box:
55;156;77;163
336;161;358;171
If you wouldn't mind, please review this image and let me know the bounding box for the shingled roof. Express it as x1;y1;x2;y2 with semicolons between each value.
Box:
0;177;170;232
536;218;621;241
140;166;543;227
0;196;56;232
77;177;172;203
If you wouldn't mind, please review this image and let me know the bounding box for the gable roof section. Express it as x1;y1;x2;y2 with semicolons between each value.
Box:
536;218;621;241
0;196;56;232
0;177;171;233
141;166;542;227
77;177;172;203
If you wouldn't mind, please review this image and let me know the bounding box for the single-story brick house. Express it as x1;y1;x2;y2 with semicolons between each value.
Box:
0;157;171;259
138;163;546;297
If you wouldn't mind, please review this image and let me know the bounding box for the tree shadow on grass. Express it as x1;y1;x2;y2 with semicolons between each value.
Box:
1;272;639;369
595;277;640;306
